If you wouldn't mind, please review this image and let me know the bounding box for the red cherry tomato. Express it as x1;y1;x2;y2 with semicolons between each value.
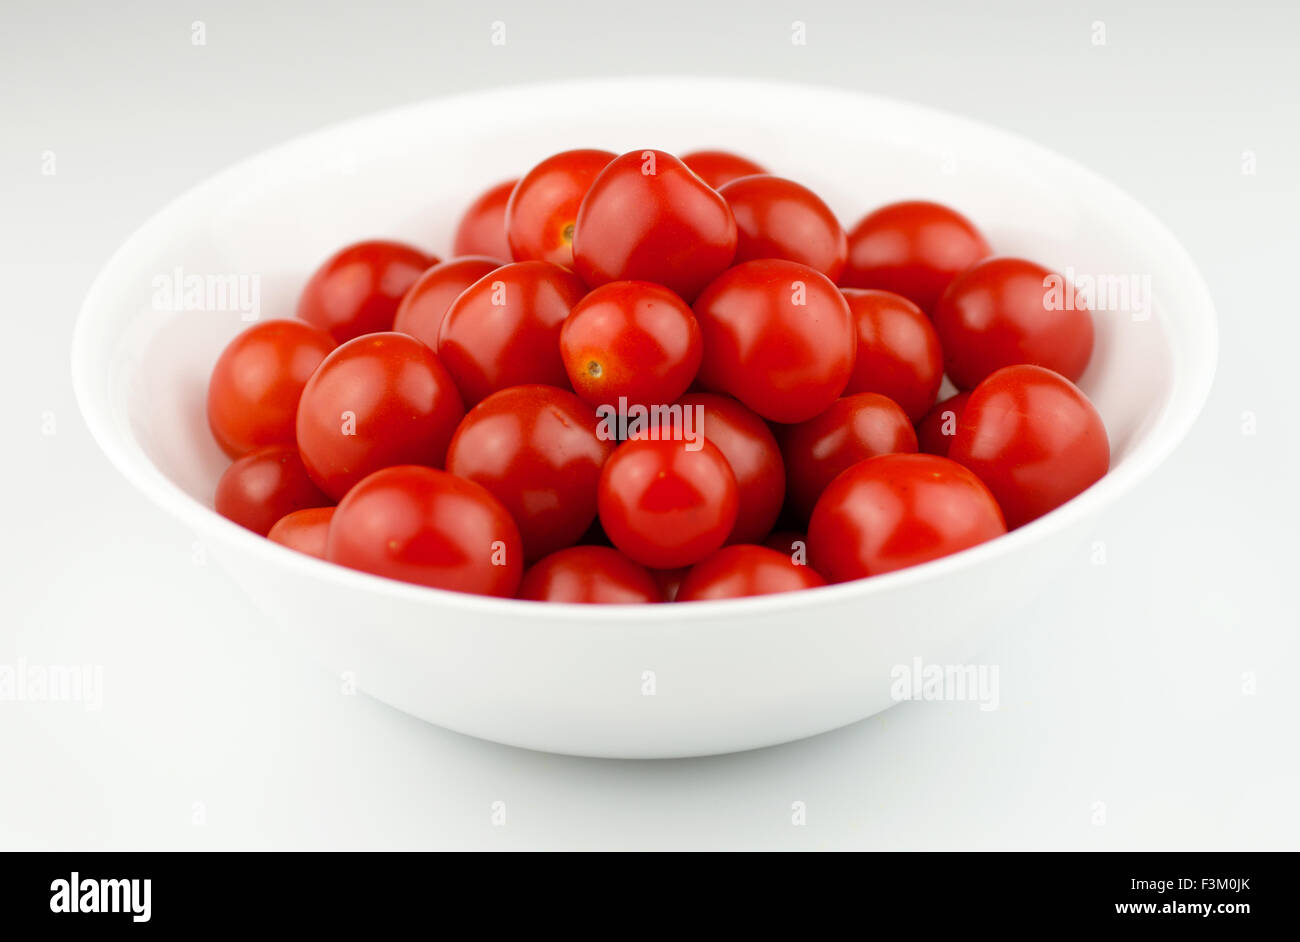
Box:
679;150;767;189
392;255;503;350
677;544;826;601
452;179;517;260
206;319;335;458
296;240;436;343
214;445;332;536
437;260;585;404
808;453;1006;580
267;506;335;559
327;465;522;596
559;281;702;410
949;364;1109;528
623;392;784;544
518;546;663;603
841;289;943;422
694;258;855;423
933;257;1095;389
916;391;971;457
598;437;738;569
572;149;737;301
295;332;465;500
506;149;615;268
445;385;614;561
780;392;918;520
676;393;784;544
841;201;991;315
717;174;847;281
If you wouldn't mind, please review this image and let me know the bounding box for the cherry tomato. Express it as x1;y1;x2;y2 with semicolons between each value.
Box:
841;201;991;315
518;546;663;603
437;260;585;404
694;258;855;423
295;332;465;500
679;150;767;189
933;257;1094;389
808;453;1006;580
598;437;738;569
572;149;737;301
949;364;1109;528
296;240;436;343
506;149;615;268
676;393;784;544
916;391;971;457
841;289;943;422
780;392;917;519
452;179;517;260
677;544;826;601
446;385;614;561
214;445;332;536
267;506;335;559
206;319;335;458
559;281;702;410
717;174;847;280
392;255;504;350
327;465;522;595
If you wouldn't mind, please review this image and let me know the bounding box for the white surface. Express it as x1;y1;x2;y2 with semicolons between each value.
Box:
2;0;1297;843
71;78;1215;758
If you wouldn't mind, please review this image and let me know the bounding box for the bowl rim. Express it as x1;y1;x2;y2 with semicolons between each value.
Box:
70;75;1219;624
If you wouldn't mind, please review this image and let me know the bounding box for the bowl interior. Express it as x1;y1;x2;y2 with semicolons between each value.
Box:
77;78;1215;575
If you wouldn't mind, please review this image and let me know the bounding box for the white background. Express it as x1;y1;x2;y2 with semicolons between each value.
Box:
2;0;1297;849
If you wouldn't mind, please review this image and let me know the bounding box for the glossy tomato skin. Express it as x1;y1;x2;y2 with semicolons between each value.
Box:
452;179;517;260
916;391;971;457
841;201;991;315
677;544;826;601
808;453;1006;581
327;465;522;596
675;393;784;544
392;256;504;350
295;332;465;500
518;546;663;604
598;437;738;569
296;240;436;343
679;150;767;189
506;149;615;268
694;259;855;423
214;445;332;536
933;257;1095;389
717;174;847;280
437;260;586;405
206;319;335;458
949;364;1109;528
841;289;943;422
572;149;737;301
445;385;614;561
267;506;336;559
560;281;702;410
781;392;918;520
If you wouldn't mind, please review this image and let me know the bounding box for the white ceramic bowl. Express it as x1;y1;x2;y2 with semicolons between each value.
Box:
72;78;1216;758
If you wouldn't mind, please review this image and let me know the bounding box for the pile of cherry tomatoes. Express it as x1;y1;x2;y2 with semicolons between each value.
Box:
207;147;1109;604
